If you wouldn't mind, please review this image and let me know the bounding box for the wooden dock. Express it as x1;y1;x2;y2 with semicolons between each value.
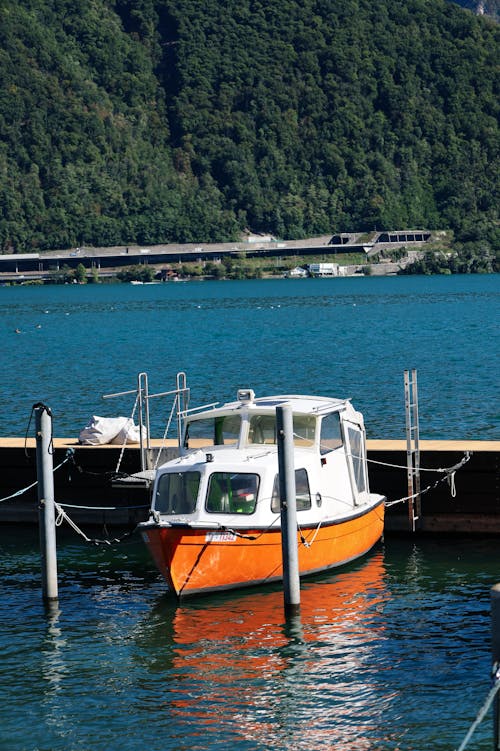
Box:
366;440;499;535
0;438;498;534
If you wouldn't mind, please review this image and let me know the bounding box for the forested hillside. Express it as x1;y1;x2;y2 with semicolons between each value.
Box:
449;0;500;21
0;0;498;253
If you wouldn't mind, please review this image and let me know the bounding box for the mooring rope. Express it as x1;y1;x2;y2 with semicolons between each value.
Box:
153;395;178;470
456;664;500;751
366;450;471;474
58;501;150;510
54;501;136;545
115;392;140;473
299;518;323;548
24;402;54;456
0;450;74;504
218;513;281;541
0;478;39;504
384;451;471;508
385;471;459;508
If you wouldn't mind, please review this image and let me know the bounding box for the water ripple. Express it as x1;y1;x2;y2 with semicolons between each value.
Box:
1;275;498;439
0;530;498;750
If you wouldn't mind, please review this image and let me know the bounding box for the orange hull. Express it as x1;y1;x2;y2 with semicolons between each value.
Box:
142;501;385;597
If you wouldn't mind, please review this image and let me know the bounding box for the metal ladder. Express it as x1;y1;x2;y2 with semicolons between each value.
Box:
404;369;421;532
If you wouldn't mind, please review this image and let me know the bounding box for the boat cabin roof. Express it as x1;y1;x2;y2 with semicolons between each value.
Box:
185;390;349;422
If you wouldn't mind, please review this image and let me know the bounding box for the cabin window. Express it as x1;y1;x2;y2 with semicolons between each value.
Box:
248;414;276;444
347;427;367;494
271;469;311;513
292;416;316;445
320;412;343;454
184;415;241;448
155;472;200;515
248;415;316;446
206;472;259;514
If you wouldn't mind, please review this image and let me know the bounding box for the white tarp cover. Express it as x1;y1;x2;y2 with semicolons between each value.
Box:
78;416;141;445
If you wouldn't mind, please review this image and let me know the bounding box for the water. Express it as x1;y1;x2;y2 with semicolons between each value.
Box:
0;529;498;750
1;274;499;749
1;274;499;440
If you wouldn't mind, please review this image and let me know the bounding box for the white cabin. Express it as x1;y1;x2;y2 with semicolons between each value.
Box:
149;389;375;529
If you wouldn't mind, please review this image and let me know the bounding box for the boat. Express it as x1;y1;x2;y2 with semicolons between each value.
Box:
139;388;385;598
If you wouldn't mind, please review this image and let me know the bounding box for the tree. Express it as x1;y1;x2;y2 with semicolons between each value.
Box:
116;264;155;282
74;263;88;284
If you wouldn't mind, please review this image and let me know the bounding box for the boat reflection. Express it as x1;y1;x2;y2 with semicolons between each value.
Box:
145;548;400;750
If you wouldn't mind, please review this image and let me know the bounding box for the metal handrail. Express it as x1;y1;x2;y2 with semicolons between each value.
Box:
102;371;191;470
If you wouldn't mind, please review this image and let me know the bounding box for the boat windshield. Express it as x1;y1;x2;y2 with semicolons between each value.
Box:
154;471;200;515
206;472;259;514
248;414;316;446
184;414;241;448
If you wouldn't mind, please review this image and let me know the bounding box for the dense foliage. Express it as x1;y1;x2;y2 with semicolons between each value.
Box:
401;243;497;273
0;0;498;253
449;0;500;22
116;264;156;281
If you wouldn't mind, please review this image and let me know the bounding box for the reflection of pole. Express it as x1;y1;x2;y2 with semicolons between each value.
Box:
35;405;59;602
276;405;300;616
492;584;500;749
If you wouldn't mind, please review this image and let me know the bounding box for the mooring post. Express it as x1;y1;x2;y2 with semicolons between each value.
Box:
492;584;500;749
276;404;300;616
35;404;59;602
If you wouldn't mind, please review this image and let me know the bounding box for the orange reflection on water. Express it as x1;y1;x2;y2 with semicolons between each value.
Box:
166;549;396;749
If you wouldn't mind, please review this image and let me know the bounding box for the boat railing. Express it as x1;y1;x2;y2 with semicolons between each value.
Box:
103;371;190;472
178;402;220;418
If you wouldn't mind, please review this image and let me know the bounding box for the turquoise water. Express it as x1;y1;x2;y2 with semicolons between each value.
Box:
0;529;498;751
1;274;499;749
1;274;499;439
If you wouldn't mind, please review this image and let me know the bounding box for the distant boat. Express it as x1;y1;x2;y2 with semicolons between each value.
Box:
139;388;385;598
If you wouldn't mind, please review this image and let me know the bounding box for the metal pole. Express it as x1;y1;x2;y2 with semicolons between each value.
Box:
411;368;421;523
404;369;415;531
177;371;188;450
35;405;59;602
404;368;421;532
492;584;500;749
137;373;146;472
143;373;151;452
276;404;300;616
139;372;152;469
